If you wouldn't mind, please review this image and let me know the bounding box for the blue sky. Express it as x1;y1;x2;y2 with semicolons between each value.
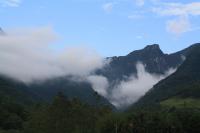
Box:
0;0;200;56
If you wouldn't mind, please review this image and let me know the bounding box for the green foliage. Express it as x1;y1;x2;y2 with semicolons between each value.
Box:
23;93;112;133
174;109;200;133
97;108;200;133
161;97;200;109
1;93;200;133
0;98;27;133
96;113;128;133
97;110;182;133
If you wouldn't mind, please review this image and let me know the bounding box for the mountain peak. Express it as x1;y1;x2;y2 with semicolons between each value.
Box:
144;44;160;51
128;44;164;58
142;44;164;55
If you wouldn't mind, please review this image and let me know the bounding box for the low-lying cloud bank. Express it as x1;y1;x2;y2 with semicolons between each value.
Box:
109;63;176;108
82;62;176;108
0;27;105;83
87;75;109;97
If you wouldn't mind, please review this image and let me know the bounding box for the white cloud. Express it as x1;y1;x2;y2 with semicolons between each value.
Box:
152;2;200;36
166;16;191;36
134;0;145;6
0;26;105;83
152;2;200;16
0;0;21;7
87;75;109;97
102;2;114;13
109;62;176;108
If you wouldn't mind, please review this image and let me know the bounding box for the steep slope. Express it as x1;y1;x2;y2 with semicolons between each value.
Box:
28;77;114;107
0;76;37;105
0;75;114;108
134;43;200;107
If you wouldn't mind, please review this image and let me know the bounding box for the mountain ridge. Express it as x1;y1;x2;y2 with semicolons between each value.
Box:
0;75;115;109
132;43;200;108
1;40;200;109
101;43;200;82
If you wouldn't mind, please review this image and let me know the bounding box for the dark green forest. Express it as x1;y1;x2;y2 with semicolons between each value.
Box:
0;92;200;133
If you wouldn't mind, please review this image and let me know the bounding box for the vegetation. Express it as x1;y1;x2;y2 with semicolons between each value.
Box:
161;97;200;109
0;93;200;133
1;44;200;133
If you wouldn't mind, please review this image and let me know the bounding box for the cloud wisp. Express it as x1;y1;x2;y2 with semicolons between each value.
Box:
0;0;21;7
166;16;191;36
102;2;114;13
0;26;105;83
134;0;145;7
152;2;200;36
152;2;200;16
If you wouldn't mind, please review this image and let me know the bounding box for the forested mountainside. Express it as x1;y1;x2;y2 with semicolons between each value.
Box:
133;43;200;108
0;76;114;108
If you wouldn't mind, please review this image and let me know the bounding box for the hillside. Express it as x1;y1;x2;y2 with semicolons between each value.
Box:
0;76;114;109
133;43;200;108
0;76;37;105
28;77;114;108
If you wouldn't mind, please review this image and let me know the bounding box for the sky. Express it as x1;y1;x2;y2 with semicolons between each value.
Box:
0;0;200;57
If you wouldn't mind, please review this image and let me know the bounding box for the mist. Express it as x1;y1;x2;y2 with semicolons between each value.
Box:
87;75;109;97
109;62;176;108
0;26;105;83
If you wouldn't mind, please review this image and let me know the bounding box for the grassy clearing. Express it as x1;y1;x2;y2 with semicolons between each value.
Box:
161;98;200;109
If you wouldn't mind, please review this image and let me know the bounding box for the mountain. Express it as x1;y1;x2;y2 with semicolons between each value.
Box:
1;39;200;110
0;27;114;108
98;43;200;91
99;44;183;83
0;75;114;108
0;76;38;105
133;43;200;108
28;77;114;107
